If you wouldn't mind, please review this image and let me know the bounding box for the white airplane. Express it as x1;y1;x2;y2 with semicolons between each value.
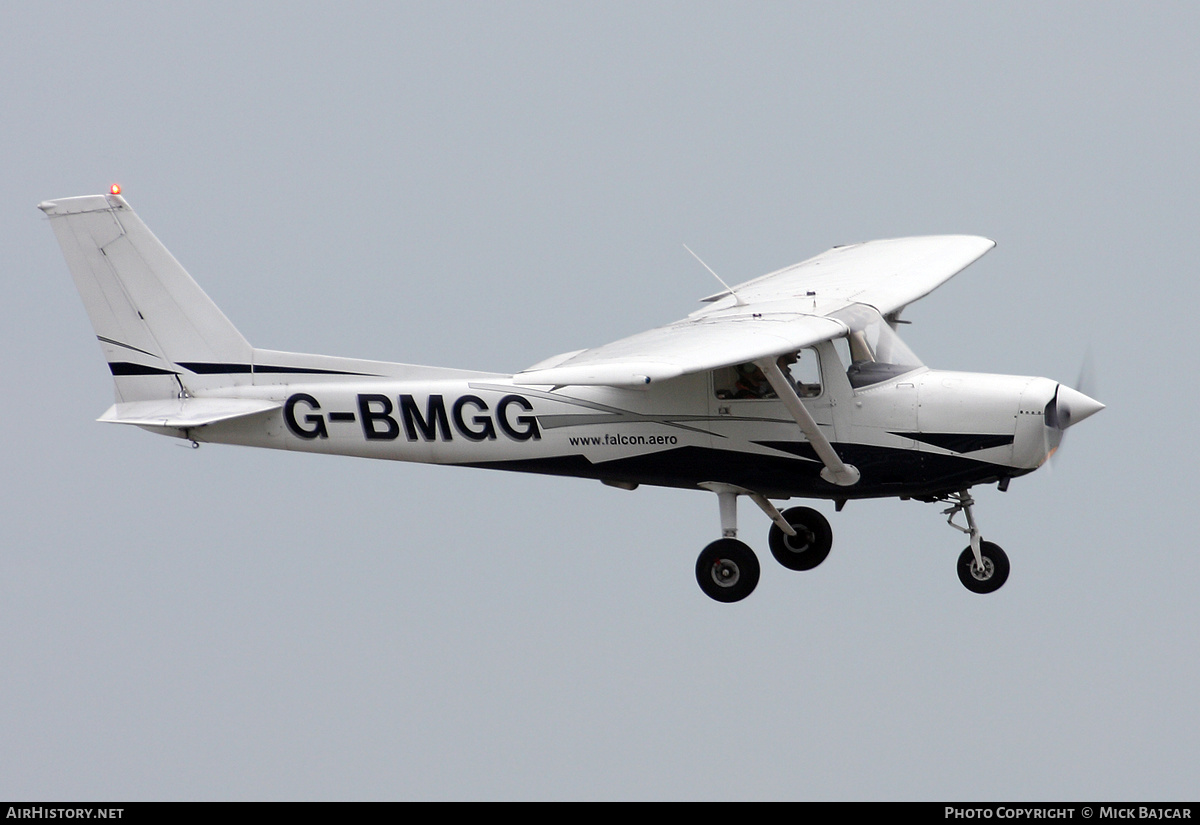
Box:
40;189;1103;602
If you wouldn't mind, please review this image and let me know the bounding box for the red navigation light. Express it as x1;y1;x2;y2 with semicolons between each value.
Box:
110;184;121;195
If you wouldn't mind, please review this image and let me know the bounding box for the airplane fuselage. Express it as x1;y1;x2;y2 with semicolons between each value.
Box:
184;355;1061;503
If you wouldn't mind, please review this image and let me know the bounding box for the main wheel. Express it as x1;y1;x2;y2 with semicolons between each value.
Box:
957;541;1010;593
768;506;833;571
696;539;760;602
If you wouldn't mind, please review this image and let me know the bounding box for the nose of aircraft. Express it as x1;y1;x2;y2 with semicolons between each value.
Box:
1045;384;1105;430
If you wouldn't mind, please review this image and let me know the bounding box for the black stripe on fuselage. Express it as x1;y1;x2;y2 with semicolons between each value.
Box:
176;362;382;377
109;360;381;377
456;442;1019;500
890;432;1014;453
108;362;178;376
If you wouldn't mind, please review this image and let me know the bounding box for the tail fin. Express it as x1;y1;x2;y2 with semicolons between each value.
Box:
39;192;253;402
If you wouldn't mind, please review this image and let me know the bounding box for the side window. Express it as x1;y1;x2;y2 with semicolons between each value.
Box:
784;347;822;397
713;364;775;399
713;348;822;399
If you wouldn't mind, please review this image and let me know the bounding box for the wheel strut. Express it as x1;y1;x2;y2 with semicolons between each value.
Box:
941;490;983;568
937;489;1012;594
697;482;796;538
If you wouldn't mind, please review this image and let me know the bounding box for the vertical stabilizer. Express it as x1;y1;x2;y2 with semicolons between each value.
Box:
39;193;254;402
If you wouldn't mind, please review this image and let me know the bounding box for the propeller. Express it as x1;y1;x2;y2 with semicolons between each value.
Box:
1043;353;1104;466
1045;384;1105;431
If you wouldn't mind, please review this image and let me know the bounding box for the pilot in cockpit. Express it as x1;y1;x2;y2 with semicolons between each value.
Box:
733;363;773;399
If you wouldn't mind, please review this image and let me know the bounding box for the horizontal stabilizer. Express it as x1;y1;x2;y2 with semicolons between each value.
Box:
98;397;281;429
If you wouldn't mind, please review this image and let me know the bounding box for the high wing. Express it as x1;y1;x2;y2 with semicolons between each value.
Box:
515;235;994;387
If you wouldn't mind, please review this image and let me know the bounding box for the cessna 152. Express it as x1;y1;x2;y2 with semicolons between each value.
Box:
41;190;1103;602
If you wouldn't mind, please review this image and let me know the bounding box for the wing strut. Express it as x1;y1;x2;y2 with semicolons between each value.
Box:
756;358;860;487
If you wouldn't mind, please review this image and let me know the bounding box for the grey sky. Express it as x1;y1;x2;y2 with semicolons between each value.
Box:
2;2;1197;800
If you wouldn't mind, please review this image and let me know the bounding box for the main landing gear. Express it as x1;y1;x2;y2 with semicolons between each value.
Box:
694;484;833;603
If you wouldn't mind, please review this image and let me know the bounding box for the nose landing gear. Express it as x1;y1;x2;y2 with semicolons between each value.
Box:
941;490;1010;594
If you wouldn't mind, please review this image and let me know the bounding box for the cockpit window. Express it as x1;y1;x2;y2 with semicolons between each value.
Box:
829;304;923;388
713;348;823;399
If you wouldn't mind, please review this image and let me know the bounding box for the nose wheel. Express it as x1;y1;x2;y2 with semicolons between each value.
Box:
956;541;1010;593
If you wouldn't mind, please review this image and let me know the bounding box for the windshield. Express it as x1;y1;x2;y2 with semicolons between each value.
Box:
829;304;923;388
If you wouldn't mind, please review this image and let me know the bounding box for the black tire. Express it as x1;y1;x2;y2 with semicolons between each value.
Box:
957;541;1010;594
768;506;833;571
695;539;760;602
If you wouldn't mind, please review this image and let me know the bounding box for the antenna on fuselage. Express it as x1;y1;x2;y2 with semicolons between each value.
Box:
683;244;747;307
